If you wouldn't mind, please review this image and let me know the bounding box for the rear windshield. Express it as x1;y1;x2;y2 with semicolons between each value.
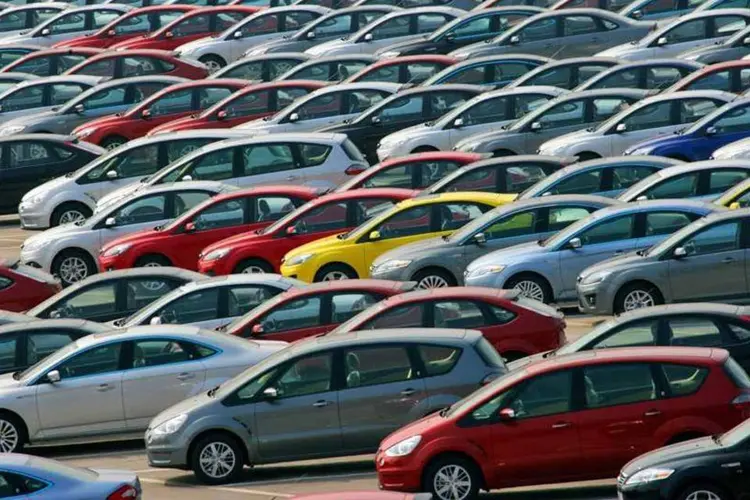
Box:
725;356;750;389
342;139;366;163
475;337;506;369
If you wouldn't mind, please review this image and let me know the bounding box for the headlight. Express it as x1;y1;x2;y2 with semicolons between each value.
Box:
150;414;187;438
372;259;412;273
580;270;611;285
380;51;400;58
202;248;230;262
384;435;421;457
22;238;51;252
466;264;505;279
76;127;97;139
624;468;674;486
0;125;25;136
286;253;314;266
21;193;46;207
102;243;131;258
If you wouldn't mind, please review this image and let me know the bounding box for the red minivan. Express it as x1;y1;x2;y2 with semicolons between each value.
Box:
99;185;321;271
197;188;417;275
376;347;750;500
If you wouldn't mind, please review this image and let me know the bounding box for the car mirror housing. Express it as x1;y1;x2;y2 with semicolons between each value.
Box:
107;29;116;37
472;232;486;245
705;126;717;136
509;35;519;45
104;217;116;227
364;33;373;42
233;30;242;39
730;201;741;210
371;115;381;125
217;110;227;120
286;225;298;235
743;36;750;46
41;28;50;37
150;316;162;325
656;36;668;46
568;237;582;249
141;109;151;119
307;31;316;40
615;123;627;133
673;246;687;259
631;9;643;19
262;387;278;400
288;112;299;123
252;323;264;334
498;407;515;420
444;32;456;42
46;370;60;383
105;169;117;180
165;31;174;39
369;230;381;241
184;221;196;233
453;117;464;128
74;103;85;114
530;121;542;131
181;174;192;182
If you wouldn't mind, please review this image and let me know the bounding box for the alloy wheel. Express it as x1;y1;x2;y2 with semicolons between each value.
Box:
622;290;655;311
433;464;472;500
418;275;449;289
58;209;86;225
105;140;124;151
199;442;236;480
0;419;19;453
321;271;349;281
686;492;722;500
205;60;222;73
59;256;89;284
512;280;545;302
241;266;266;274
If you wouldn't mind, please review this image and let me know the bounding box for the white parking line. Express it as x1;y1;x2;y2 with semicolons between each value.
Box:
228;471;375;487
139;477;294;498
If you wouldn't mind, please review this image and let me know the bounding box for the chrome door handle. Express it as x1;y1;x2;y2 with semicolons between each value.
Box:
722;257;735;264
551;422;571;429
644;410;661;417
722;462;741;468
177;373;195;381
400;388;416;396
313;400;332;408
96;384;112;392
286;175;298;181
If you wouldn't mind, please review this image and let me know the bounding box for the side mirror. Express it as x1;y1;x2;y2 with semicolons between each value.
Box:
631;8;643;19
107;29;116;37
184;221;196;233
233;30;242;39
744;36;750;45
41;28;50;36
165;31;174;39
46;370;60;383
656;36;668;46
181;174;193;181
105;169;117;180
150;316;162;325
262;387;278;400
615;123;627;133
705;126;717;136
288;112;299;123
453;117;464;128
445;32;456;42
364;33;373;42
74;103;85;114
509;35;519;45
530;121;542;131
252;323;264;334
568;237;582;249
104;216;116;227
286;225;297;235
472;232;486;245
498;407;515;420
636;195;648;201
141;109;151;119
730;201;741;210
217;110;227;120
673;246;687;259
49;309;61;319
371;115;381;125
369;230;381;241
307;31;316;40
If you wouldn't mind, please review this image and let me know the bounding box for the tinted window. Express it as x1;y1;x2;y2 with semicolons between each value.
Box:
644;173;699;199
125;278;179;312
275;353;332;397
56;343;122;379
667;317;723;347
244;144;295;175
377;95;423;122
645;211;695;236
194;198;244;230
577;215;635;245
548;206;593;232
366;303;424;329
434;300;487;329
438;202;486;231
612;165;658;190
48;13;86;35
461;97;508;125
517;18;556;42
156;289;219;324
111;195;166;226
369;15;411;40
712;105;750;134
1;86;43;111
82;87;127;110
511;370;573;418
132;339;191;368
686;70;731;92
150;89;192;116
331;292;380;323
260;297;322;332
622;101;672;131
484;210;536;240
375;205;432;239
583;363;656;409
0;335;17;373
292;201;348;234
50;283;116;318
590;320;658;348
344;346;413;388
537;100;585;128
254;196;295;223
550;170;602;195
661;363;708;396
681;221;740;256
418;344;461;376
709;169;750;195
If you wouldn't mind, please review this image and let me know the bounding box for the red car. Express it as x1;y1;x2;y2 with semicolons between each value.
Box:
0;48;104;76
98;185;322;271
377;347;750;499
110;6;262;51
72;79;249;148
226;279;417;340
336;152;487;192
64;49;208;79
197;188;417;275
0;259;60;312
54;5;198;49
345;55;456;85
148;80;327;135
330;288;566;360
668;59;750;93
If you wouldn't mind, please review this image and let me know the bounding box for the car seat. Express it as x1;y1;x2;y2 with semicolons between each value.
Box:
345;352;361;388
257;199;271;221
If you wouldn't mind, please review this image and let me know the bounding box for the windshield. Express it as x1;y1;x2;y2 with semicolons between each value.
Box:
539;210;599;248
214;341;294;398
17;339;81;381
446;206;503;243
444;369;527;418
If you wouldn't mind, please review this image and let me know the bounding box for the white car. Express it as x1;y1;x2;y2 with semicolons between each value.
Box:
116;274;306;330
174;6;330;70
0;3;70;40
597;9;750;60
236;82;399;135
18;130;252;230
20;181;233;286
0;4;131;48
305;7;464;57
713;136;750;160
539;90;735;160
96;132;369;211
376;86;566;161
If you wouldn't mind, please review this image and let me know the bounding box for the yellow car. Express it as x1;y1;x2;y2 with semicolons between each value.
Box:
281;192;515;282
716;178;750;209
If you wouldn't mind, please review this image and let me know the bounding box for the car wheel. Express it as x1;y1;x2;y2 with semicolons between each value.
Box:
576;152;600;162
505;273;551;303
136;255;171;268
52;250;96;287
615;282;663;314
413;268;456;289
234;259;273;274
101;136;127;151
0;413;25;453
678;483;728;500
314;264;357;282
493;149;515;157
51;202;92;227
199;55;226;73
424;455;481;500
191;433;244;485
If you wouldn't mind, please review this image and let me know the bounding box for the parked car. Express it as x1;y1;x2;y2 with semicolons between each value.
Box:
0;47;103;76
145;328;506;484
507;57;622;90
550;0;630;12
668;60;750;93
679;23;750;63
575;58;704;91
540;90;734;160
715;176;750;208
464;199;720;304
64;48;208;80
197;188;416;275
73;79;249;149
27;267;204;321
450;9;656;60
345;55;456;85
280;191;514;282
713;134;750;159
99;185;321;271
0;259;60;312
0;4;70;41
370;195;619;288
377;346;750;500
377;86;565;161
618;0;706;21
474;0;552;7
0;45;42;70
455;88;649;157
421;54;550;87
173;6;330;70
517;156;681;199
0;324;287;453
0;75;100;126
277;54;376;83
21;181;232;286
212;52;311;81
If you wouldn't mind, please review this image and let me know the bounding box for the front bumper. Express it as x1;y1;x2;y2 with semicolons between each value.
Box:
370;266;411;282
617;484;667;500
20;247;53;273
464;271;505;289
576;280;616;315
18;205;50;230
280;262;315;283
197;256;233;276
98;254;132;272
145;431;190;470
375;450;422;492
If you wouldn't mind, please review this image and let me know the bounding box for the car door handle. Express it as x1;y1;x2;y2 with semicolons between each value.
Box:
313;400;332;408
722;462;741;468
400;388;416;396
96;384;113;392
722;257;735;264
177;372;195;381
644;410;661;417
614;250;624;255
551;421;571;429
286;175;298;181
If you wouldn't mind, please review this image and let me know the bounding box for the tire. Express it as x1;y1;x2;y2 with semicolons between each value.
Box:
0;413;25;453
135;255;171;267
505;273;552;304
412;268;456;289
423;455;481;500
52;249;96;287
677;482;729;500
576;152;600;162
101;136;127;151
190;432;244;485
199;55;226;73
314;263;357;282
50;202;92;227
233;258;273;274
493;149;515;157
614;282;663;314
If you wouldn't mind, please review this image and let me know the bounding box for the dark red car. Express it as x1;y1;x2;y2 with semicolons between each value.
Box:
147;80;326;135
111;6;262;51
377;347;750;499
336;152;488;192
64;49;208;80
668;59;750;93
98;185;322;271
331;287;565;360
54;5;198;49
0;260;60;312
345;55;456;85
0;48;103;76
226;279;417;340
72;79;249;148
197;188;417;275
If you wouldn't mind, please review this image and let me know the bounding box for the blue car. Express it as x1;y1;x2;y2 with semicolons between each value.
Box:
626;98;750;161
421;54;550;87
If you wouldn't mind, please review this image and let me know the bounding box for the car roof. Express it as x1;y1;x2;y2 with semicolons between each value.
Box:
82;324;245;345
678;7;750;18
211;184;324;202
252;4;330;12
16;75;102;87
14;47;105;58
2;3;70;12
126;4;198;12
655;159;750;177
324;4;399;13
172;273;299;292
407;191;516;206
47;267;205;292
384;286;520;304
569;155;683;173
135;180;232;196
632;89;736;104
0;319;109;336
526;56;623;68
554;88;651;100
613;302;745;323
483;193;621;214
99;48;183;59
450;53;551;67
472;86;567;101
195;132;347;155
457;155;572;172
690;205;750;224
292;54;377;65
61;4;132;13
313;81;402;93
229;79;327;94
117;129;253;148
164;78;249;89
393;83;486;96
281;279;416;297
476;5;546;13
0;133;91;145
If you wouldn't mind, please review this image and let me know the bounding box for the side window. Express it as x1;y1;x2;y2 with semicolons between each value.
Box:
170;149;234;182
133;83;168;102
667;317;723;347
292;202;348;234
348;90;388;114
577;64;612;85
438;202;486;232
526;67;572;88
593;97;631;121
310;13;353;37
254;196;296;223
685;70;732;92
92;10;120;29
150;89;193;116
583;363;656;409
198;87;234;109
299;143;332;168
550;170;603;195
461;97;508;125
483;210;537;240
444;167;498;193
193;199;245;231
172;14;210;37
125;278;180;312
562;15;599;36
714;15;748;36
645;211;696;236
113;13;149;34
433;300;487;329
7;142;55;169
240;15;278;36
76;58;115;77
514;94;552;118
517;18;556;42
336;61;369;81
368;16;411;41
661;363;709;397
643;173;699;199
166;139;213;164
174;191;212;217
364;164;414;189
442;66;486;85
268;60;301;80
510;370;573;418
229;286;276;316
285;64;327;81
612;165;659;190
679;221;740;256
330;292;380;323
274;352;333;398
243;144;295;175
353;198;397;225
223;91;271;119
156;289;219;324
343;346;414;389
0;276;11;291
9;57;51;76
592;68;639;89
507;164;550;192
375;205;432;240
49;283;116;319
679;98;721;124
590;320;659;348
577;215;635;245
122;57;168;77
621;101;672;132
405;62;445;84
56;343;123;379
537;100;586;129
711;105;750;134
259;297;322;333
0;335;17;373
416;14;450;34
131;339;191;368
662;19;707;45
740;68;750;90
428;91;470;118
1;86;43;111
111;195;166;226
418;344;461;377
296;93;342;120
59;55;87;73
728;322;750;341
48;13;86;35
365;303;424;329
82;87;127;110
377;96;424;123
548;206;594;232
708;169;750;195
284;11;317;31
222;62;263;80
356;65;400;83
51;84;88;106
647;66;685;90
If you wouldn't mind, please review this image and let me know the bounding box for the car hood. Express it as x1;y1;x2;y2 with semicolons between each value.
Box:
149;392;213;429
24;220;90;249
541;128;598;153
22;175;72;202
77;113;126;133
597;41;641;58
467;240;544;272
97;182;146;210
621;436;721;477
454;127;518;151
372;236;450;266
578;250;648;280
177;36;215;54
306;38;350;56
101;226;171;253
379;412;444;451
381;122;435;145
678;42;727;60
285;233;344;261
0;372;22;392
2;109;58;130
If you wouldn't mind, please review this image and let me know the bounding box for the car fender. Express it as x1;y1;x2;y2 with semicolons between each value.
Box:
420;393;462;418
492;337;537;356
49;190;97;215
654;415;724;445
607;264;672;304
413;434;491;482
183;413;254;461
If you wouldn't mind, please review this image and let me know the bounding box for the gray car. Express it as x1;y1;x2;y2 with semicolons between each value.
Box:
464;199;720;305
506;56;623;90
0;75;100;126
577;208;750;314
370;194;619;288
0;325;287;453
0;75;186;137
679;23;750;64
145;328;506;484
210;52;311;81
448;9;656;60
277;54;377;83
454;88;649;156
574;58;704;91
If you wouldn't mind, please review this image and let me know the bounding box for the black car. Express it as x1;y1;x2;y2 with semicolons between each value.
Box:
618;417;750;500
374;7;544;58
320;84;483;163
508;56;622;90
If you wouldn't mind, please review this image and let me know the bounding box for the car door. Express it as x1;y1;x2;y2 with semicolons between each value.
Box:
121;337;208;430
559;14;609;57
34;341;126;440
229;12;281;61
654;17;711;57
252;294;329;342
508;16;559;57
337;344;428;452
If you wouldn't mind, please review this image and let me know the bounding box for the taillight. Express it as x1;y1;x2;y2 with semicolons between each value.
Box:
107;484;138;500
345;164;366;176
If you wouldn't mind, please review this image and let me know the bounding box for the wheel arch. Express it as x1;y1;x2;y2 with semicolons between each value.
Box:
314;261;359;281
411;265;458;286
420;450;489;491
503;270;556;301
0;408;29;446
187;427;251;467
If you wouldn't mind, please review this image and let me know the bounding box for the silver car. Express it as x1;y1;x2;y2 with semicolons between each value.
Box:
464;199;720;304
0;4;70;40
277;54;377;83
0;75;100;126
574;58;704;91
714;136;750;160
449;9;656;60
210;52;311;81
145;328;506;484
455;88;649;156
20;181;233;286
0;325;287;453
371;194;619;287
507;56;622;90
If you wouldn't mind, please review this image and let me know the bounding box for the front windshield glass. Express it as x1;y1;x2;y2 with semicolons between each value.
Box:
17;339;81;381
444;369;527;418
446;206;503;242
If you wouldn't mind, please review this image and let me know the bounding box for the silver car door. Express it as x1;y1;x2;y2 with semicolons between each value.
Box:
237;142;302;187
96;192;178;250
654;17;710;57
229;13;281;62
448;96;512;148
512;17;558;56
608;100;674;156
559;14;605;57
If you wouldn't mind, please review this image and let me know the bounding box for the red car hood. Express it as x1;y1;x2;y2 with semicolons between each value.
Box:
203;229;270;255
378;413;444;452
102;226;173;254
